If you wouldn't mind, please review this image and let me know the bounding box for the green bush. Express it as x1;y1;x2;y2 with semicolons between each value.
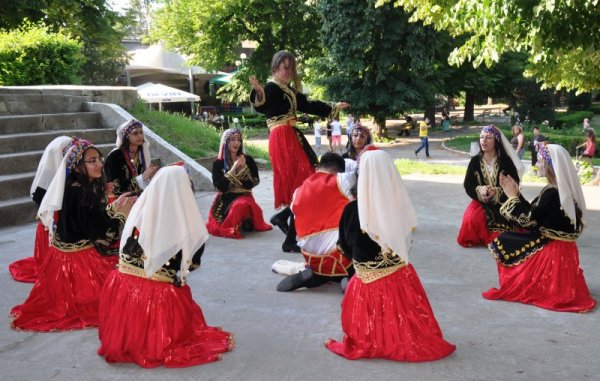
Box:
554;111;594;129
590;104;600;115
0;22;84;85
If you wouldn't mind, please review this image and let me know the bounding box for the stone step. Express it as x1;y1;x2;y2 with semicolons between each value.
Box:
0;112;101;135
0;172;35;202
0;143;114;176
0;128;116;154
0;93;87;115
0;196;37;228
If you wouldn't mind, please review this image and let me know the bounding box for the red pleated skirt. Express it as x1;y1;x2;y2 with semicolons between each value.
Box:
10;245;118;331
206;193;272;239
326;264;456;361
8;222;48;283
483;240;596;312
457;200;499;247
98;271;233;368
269;124;315;208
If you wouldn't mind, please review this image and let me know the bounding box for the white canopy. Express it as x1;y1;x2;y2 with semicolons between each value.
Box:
126;44;207;78
136;82;200;103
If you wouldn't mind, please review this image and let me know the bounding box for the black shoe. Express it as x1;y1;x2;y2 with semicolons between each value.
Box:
270;215;289;235
282;242;301;253
276;269;314;292
241;219;254;232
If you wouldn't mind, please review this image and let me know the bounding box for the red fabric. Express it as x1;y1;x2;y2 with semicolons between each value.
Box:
457;200;499;247
269;123;315;208
206;194;272;239
483;240;596;312
302;249;352;277
98;271;233;368
326;264;455;361
9;222;48;283
293;172;349;237
10;245;118;331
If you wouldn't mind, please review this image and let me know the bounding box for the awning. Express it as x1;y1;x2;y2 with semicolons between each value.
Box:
136;82;200;103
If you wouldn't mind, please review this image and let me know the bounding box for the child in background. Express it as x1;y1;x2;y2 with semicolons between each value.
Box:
330;117;343;154
314;119;323;154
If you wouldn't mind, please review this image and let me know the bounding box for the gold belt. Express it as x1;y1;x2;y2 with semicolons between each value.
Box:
118;262;173;283
266;117;297;131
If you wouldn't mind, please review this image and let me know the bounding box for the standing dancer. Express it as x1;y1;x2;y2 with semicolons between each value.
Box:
9;136;74;283
98;166;233;368
483;144;596;312
11;140;134;331
457;125;525;247
249;50;350;252
326;150;455;361
206;128;272;239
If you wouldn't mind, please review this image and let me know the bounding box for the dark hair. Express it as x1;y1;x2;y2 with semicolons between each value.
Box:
271;50;300;92
319;152;345;173
69;146;106;209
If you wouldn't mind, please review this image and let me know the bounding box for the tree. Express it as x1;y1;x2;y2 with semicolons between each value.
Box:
315;0;445;136
385;0;600;91
0;0;127;85
148;0;323;103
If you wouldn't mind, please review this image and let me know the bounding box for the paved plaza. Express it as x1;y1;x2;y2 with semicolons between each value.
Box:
1;141;599;381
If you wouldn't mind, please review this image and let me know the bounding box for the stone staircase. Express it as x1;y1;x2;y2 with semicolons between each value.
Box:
0;110;117;227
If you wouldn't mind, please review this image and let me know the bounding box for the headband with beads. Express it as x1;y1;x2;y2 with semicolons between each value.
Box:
481;125;501;142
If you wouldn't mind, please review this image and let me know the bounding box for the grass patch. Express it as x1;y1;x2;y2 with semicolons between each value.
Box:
394;159;466;176
130;103;270;165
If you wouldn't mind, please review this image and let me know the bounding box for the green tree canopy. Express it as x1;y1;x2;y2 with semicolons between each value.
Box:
0;0;126;84
385;0;600;91
315;0;445;135
148;0;323;103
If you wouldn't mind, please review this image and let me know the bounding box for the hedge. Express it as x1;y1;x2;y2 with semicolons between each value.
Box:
554;111;594;129
0;22;84;86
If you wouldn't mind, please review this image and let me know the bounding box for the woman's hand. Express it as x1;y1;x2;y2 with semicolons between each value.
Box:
499;173;519;198
230;155;246;173
249;76;264;103
113;192;137;218
143;165;159;182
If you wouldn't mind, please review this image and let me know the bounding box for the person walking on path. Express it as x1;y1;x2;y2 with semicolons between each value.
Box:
414;117;431;158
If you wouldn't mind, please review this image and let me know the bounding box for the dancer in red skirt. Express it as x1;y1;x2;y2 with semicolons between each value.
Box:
206;128;272;239
457;125;525;247
326;150;455;361
249;50;350;252
275;152;355;292
9;136;74;283
483;144;596;312
11;140;135;331
98;166;233;368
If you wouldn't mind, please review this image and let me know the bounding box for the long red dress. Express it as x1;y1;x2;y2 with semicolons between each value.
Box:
326;201;455;361
206;155;271;239
98;239;233;368
10;181;124;331
483;187;596;312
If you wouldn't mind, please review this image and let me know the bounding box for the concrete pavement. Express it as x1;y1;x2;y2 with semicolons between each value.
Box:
0;148;599;381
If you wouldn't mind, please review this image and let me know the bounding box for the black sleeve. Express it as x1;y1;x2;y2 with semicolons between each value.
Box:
212;160;231;192
63;185;124;255
250;83;279;114
32;186;46;206
463;157;480;201
104;149;129;195
296;92;334;118
241;155;260;189
337;203;353;261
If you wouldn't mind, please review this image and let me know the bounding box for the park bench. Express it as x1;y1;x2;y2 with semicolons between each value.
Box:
476;110;491;122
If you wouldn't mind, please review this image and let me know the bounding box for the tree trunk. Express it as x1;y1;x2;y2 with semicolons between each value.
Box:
425;106;436;128
463;91;475;121
373;116;387;138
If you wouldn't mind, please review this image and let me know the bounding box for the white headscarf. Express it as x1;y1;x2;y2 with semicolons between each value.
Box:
357;150;417;263
30;136;73;195
115;119;151;169
120;166;209;279
37;140;93;230
545;144;586;225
